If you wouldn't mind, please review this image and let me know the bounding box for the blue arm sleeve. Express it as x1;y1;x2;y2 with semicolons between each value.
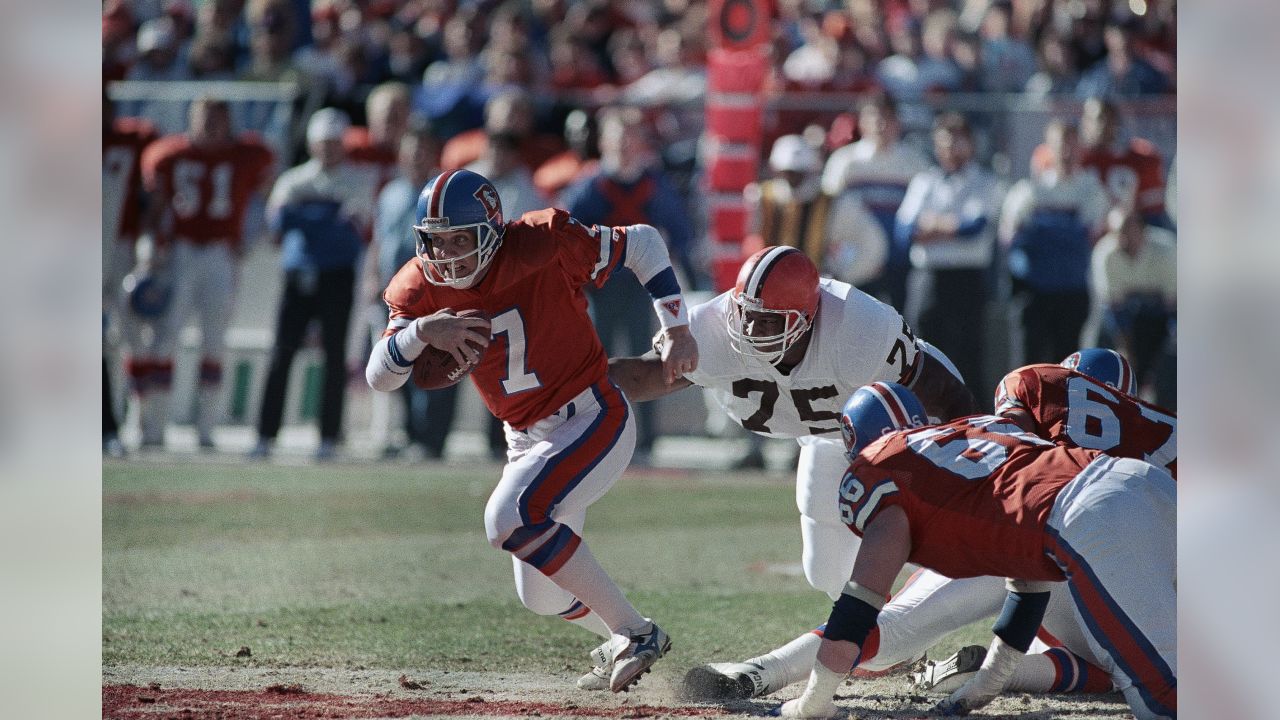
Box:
824;593;881;648
643;267;681;299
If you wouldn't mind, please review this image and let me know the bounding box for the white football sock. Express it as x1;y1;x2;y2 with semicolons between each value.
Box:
564;609;611;639
1005;652;1057;692
137;389;169;444
196;383;222;441
548;542;647;634
744;630;823;694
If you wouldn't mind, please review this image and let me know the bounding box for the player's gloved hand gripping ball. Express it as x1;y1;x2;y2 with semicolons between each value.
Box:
413;309;491;389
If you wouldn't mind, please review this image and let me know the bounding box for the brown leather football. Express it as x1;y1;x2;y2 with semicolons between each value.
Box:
411;310;490;390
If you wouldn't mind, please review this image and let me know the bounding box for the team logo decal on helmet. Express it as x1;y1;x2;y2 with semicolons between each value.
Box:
840;382;927;461
726;246;821;365
414;169;505;289
1061;348;1136;395
474;184;500;221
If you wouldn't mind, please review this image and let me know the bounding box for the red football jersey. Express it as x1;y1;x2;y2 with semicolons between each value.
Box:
342;126;400;193
382;208;627;429
1080;140;1167;215
841;415;1101;582
995;364;1177;477
141;134;275;246
103;117;158;243
1032;140;1166;214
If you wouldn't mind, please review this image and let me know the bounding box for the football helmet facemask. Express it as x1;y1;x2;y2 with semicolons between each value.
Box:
414;169;505;289
726;246;820;365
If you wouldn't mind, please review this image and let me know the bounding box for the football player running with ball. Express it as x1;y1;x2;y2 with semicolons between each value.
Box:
609;245;980;697
365;169;698;692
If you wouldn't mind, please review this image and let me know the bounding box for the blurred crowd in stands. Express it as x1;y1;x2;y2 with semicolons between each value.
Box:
103;0;1177;462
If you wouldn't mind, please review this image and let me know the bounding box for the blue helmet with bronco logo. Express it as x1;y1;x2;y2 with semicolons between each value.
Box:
413;169;505;289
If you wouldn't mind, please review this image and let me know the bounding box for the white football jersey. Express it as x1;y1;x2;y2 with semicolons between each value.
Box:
685;278;920;439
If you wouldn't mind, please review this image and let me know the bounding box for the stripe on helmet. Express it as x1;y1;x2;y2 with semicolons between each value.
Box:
428;169;459;220
744;246;799;298
869;382;911;428
1112;350;1133;394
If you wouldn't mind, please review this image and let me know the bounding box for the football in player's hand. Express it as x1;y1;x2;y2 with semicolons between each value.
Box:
411;310;489;390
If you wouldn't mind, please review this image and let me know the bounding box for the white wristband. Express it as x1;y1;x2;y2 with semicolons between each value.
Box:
842;581;887;610
393;327;428;361
652;295;689;330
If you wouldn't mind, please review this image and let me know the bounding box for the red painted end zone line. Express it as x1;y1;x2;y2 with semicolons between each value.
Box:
103;684;729;720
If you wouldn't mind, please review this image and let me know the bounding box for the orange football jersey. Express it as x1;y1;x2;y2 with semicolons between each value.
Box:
842;415;1100;582
995;364;1176;477
382;208;627;429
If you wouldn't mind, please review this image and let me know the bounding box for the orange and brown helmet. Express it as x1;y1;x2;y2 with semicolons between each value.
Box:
727;246;821;365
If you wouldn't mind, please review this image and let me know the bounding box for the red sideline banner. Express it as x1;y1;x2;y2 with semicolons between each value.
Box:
706;0;769;290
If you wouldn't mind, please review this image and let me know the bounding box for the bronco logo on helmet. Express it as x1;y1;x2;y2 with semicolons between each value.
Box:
474;184;501;221
1061;348;1136;395
840;382;928;461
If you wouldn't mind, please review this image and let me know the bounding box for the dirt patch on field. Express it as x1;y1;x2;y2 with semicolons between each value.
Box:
103;665;1131;720
103;684;729;719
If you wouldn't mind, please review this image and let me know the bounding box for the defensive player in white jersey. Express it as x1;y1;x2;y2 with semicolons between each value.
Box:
609;246;982;694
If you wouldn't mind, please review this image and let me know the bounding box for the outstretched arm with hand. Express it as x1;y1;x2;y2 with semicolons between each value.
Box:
932;579;1053;716
778;506;912;718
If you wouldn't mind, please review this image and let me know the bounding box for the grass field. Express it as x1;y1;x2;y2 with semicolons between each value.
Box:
103;457;1128;719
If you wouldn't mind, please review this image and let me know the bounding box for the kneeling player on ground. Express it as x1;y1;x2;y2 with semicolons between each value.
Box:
996;347;1176;476
894;346;1180;696
688;348;1175;702
779;383;1176;720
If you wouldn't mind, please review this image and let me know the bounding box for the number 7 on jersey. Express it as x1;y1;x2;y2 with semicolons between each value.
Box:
490;308;542;395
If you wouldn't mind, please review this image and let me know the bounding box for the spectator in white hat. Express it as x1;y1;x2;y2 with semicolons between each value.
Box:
123;17;193;133
129;17;190;81
746;133;887;288
250;107;376;461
